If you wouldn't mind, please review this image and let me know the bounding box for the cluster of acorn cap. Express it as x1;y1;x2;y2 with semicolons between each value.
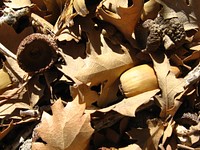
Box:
17;33;58;74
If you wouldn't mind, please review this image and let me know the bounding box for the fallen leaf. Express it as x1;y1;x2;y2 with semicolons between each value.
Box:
33;96;94;150
54;0;89;35
0;102;31;119
0;67;12;93
155;0;200;32
151;52;185;118
176;122;200;146
97;89;159;117
4;0;33;9
141;0;161;21
0;24;33;54
144;119;165;150
57;19;138;107
54;0;76;33
73;0;89;17
96;0;143;42
126;118;164;150
159;118;175;148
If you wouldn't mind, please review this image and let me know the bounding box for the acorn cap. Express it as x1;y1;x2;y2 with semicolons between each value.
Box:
17;33;58;73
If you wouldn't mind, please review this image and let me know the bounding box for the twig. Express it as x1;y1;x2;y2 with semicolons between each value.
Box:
177;144;194;150
0;7;30;26
0;43;17;60
184;63;200;88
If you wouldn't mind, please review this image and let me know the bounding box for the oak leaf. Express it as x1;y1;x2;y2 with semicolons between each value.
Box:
57;16;138;107
151;52;185;118
96;0;143;40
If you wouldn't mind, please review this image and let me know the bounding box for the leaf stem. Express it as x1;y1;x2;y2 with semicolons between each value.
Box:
0;43;17;60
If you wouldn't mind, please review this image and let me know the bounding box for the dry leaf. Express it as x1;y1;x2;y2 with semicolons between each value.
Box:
34;0;65;23
0;24;33;54
54;0;89;35
141;0;160;21
144;119;165;150
26;74;46;107
127;119;164;150
97;89;159;117
176;122;200;146
4;0;33;9
0;67;12;93
119;144;142;150
151;52;185;118
159;118;175;149
0;102;31;119
54;0;76;33
96;0;143;41
57;23;138;107
73;0;89;17
33;97;94;150
155;0;200;32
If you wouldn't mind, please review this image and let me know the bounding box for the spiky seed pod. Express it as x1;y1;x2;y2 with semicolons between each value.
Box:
17;33;58;73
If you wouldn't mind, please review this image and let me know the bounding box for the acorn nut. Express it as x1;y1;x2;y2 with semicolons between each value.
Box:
120;64;180;97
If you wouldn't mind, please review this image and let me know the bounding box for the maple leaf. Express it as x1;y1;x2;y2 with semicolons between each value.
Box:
33;96;94;150
96;0;144;41
150;52;185;118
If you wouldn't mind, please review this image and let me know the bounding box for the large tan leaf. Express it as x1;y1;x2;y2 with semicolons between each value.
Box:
33;97;94;150
57;21;138;107
150;52;185;118
96;0;143;40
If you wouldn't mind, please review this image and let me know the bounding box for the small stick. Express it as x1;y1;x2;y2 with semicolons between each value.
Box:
0;43;17;60
184;63;200;88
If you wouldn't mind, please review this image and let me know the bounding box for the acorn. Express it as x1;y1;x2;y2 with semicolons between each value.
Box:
17;33;58;73
119;64;180;97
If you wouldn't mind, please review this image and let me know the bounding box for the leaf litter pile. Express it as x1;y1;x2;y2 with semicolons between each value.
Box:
0;0;200;149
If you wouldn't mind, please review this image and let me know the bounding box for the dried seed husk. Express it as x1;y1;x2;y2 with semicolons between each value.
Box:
17;33;58;73
120;64;159;97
